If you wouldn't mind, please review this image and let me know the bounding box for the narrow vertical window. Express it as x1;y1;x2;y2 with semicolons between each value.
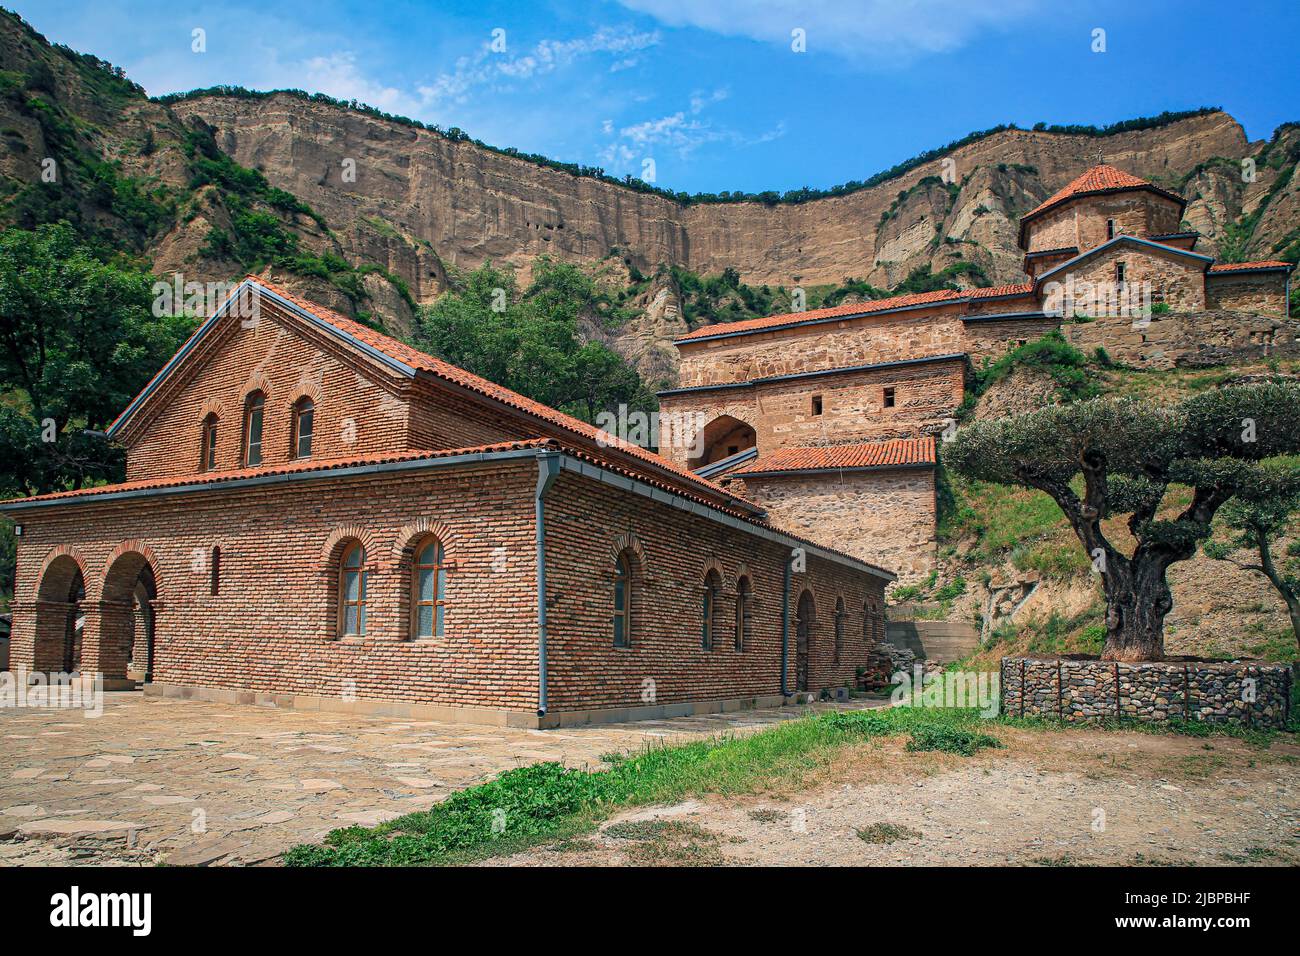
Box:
339;542;368;638
1106;218;1115;240
200;414;218;471
834;597;846;664
293;398;314;459
811;394;823;416
210;545;221;596
613;552;632;647
702;570;721;650
243;391;265;466
412;536;447;639
883;386;896;408
1115;262;1126;286
735;575;752;652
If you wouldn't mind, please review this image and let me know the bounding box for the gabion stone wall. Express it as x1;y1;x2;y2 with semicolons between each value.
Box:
1000;656;1293;730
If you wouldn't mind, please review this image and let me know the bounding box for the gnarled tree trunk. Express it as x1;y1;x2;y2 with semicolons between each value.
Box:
1099;560;1173;661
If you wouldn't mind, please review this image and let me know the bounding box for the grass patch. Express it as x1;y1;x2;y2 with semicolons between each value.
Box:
856;822;923;844
905;725;1004;755
282;706;978;866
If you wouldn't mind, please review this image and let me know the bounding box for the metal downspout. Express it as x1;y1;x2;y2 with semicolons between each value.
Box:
535;451;561;718
781;551;792;697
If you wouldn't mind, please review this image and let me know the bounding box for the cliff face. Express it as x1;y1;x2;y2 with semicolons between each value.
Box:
2;8;1295;388
171;95;1257;296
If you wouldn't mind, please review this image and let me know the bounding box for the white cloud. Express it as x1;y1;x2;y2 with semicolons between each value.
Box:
417;27;661;108
298;52;425;116
615;0;1040;61
600;87;783;170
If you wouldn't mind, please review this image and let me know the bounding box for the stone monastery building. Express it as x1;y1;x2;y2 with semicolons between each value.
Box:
658;164;1293;583
3;279;892;727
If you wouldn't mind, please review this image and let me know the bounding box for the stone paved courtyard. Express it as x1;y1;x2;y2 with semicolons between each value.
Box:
0;691;880;866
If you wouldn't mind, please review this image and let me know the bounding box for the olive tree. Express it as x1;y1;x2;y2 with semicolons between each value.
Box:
945;384;1300;662
1202;462;1300;651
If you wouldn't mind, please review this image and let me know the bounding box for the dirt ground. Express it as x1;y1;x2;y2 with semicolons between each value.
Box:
489;726;1300;867
0;690;880;866
3;692;1296;867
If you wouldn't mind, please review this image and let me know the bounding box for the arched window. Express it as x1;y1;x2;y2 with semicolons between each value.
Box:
834;597;846;664
734;575;752;652
613;551;633;647
200;414;218;471
701;569;722;650
243;391;265;466
293;397;314;459
338;542;368;638
411;536;447;639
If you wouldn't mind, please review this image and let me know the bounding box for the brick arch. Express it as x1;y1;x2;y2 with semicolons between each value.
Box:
198;396;226;421
390;518;459;565
288;376;323;407
100;540;162;603
610;531;647;572
240;370;273;402
320;526;380;569
700;555;729;591
36;546;88;601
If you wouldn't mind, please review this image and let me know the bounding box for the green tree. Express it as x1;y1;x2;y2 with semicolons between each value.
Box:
945;385;1300;661
413;260;655;424
1203;461;1300;651
0;222;193;496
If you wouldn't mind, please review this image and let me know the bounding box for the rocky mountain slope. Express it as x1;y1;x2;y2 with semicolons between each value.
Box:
1;8;1297;388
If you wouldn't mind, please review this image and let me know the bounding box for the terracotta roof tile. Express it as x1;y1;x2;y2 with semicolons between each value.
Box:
1208;260;1293;273
675;289;966;343
1023;164;1177;222
0;441;553;506
968;283;1034;299
733;437;937;476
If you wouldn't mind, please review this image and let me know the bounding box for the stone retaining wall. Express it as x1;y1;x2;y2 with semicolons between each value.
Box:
1000;656;1293;729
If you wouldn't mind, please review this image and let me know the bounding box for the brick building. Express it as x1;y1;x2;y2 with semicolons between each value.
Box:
658;164;1293;584
2;278;893;727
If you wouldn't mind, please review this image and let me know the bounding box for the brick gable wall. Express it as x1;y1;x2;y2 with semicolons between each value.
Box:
122;301;417;480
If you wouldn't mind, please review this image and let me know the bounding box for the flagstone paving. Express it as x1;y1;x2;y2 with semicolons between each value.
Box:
0;691;884;866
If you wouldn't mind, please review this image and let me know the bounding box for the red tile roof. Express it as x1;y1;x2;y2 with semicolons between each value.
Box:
1208;260;1293;273
733;437;937;476
1018;165;1186;247
0;441;552;506
110;276;761;516
675;289;966;343
968;283;1034;299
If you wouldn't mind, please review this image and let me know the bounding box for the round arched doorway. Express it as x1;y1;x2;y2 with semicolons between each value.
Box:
795;590;815;693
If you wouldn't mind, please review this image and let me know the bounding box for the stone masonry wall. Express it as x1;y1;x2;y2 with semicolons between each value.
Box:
725;468;937;587
657;359;964;468
1023;193;1184;254
1000;656;1293;729
1206;272;1289;316
675;304;968;388
1062;309;1300;369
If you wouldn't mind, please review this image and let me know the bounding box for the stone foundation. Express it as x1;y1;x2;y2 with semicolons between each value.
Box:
999;656;1293;729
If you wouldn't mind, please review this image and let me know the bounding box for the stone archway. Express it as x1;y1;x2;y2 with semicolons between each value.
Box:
32;553;85;675
795;590;815;693
687;415;757;470
96;546;162;688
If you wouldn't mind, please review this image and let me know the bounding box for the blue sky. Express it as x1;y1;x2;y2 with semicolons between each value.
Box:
10;0;1296;194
